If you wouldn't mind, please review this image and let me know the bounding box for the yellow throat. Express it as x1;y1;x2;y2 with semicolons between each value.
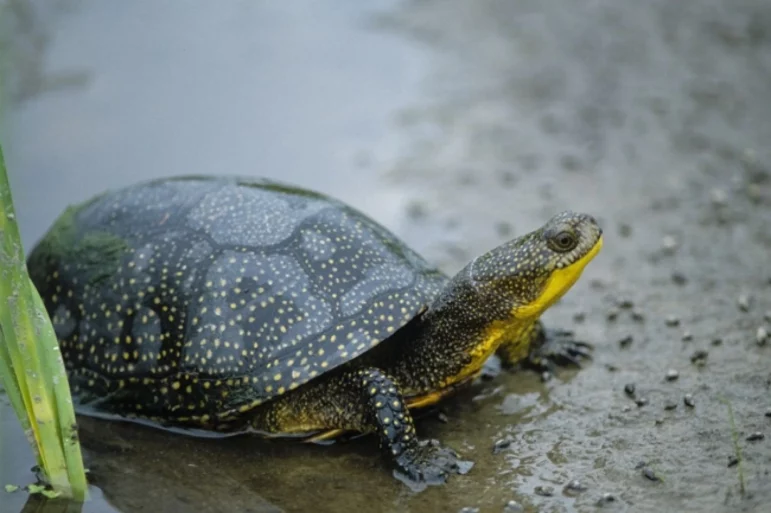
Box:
515;235;603;319
450;234;604;384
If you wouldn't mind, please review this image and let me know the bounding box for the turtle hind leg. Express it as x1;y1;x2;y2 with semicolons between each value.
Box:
249;367;473;489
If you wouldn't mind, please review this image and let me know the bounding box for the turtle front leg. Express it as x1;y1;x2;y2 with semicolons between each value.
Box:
250;367;472;489
496;320;593;372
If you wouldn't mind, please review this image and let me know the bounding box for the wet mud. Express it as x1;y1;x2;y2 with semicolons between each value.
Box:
1;1;770;512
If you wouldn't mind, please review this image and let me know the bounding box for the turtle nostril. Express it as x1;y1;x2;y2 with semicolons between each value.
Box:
582;214;601;234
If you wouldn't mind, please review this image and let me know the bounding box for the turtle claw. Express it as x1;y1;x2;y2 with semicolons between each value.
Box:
528;328;594;372
393;439;473;492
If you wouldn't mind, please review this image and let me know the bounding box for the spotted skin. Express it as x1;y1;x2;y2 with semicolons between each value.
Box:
28;176;603;487
251;367;465;483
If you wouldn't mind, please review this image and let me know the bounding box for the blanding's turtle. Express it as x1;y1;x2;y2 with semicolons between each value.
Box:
27;175;603;486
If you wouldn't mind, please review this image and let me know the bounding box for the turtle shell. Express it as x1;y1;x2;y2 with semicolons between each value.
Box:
27;175;447;426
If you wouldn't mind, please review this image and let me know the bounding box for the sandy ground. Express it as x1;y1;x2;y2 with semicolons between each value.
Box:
1;1;770;512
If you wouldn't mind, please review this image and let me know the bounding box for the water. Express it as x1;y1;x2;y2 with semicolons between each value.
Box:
2;0;425;250
2;0;771;512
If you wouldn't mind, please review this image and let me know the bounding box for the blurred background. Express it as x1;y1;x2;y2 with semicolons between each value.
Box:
1;1;770;512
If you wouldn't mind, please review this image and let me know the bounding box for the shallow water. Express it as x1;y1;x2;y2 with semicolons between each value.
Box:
2;1;771;512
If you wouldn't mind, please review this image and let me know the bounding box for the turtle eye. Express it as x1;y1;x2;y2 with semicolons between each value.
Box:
549;230;578;252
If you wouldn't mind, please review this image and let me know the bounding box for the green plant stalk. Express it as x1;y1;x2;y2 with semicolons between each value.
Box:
1;324;37;449
0;143;88;501
719;395;745;496
31;287;87;498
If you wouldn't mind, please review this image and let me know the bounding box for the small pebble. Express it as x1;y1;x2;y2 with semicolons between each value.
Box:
631;309;645;322
437;412;449;424
635;397;649;407
765;408;771;418
573;311;586;323
459;508;480;513
661;235;678;253
564;479;587;495
665;315;680;327
503;500;524;513
598;493;616;505
711;338;723;346
654;418;665;426
622;405;632;413
607;308;619;321
541;371;553;382
690;350;709;365
618;298;634;309
664;400;678;411
746;432;765;442
492;438;512;454
728;456;739;467
684;394;695;407
624;383;636;396
534;485;554;497
665;369;679;381
757;326;768;346
738;294;752;312
642;467;661;482
605;364;619;372
681;331;693;341
671;272;688;286
619;335;634;348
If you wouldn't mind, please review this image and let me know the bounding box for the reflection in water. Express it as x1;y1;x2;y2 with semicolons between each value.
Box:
0;0;90;104
2;0;425;252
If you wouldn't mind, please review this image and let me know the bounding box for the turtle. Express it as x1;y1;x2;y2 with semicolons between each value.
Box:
26;175;603;487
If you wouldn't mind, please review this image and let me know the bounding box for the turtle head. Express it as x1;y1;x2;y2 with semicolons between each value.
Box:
368;211;602;394
467;211;603;319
